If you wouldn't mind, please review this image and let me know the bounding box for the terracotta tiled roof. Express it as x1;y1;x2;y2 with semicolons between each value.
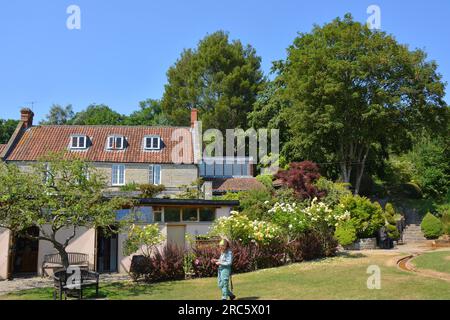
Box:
0;144;6;153
210;178;265;193
5;125;193;164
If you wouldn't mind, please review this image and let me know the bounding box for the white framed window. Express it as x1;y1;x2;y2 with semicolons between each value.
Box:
112;164;125;186
107;135;125;150
149;165;162;185
70;135;87;149
143;136;161;150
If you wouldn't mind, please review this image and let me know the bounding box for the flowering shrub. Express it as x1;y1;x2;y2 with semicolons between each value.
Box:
209;211;281;245
268;202;308;238
303;197;350;229
123;224;165;257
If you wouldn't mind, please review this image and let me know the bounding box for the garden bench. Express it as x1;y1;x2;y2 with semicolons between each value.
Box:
42;252;89;277
53;269;99;300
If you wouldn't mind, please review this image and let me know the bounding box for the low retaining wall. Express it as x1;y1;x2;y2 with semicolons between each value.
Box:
345;237;377;250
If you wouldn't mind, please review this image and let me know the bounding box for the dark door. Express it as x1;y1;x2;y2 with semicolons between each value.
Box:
12;227;40;275
96;228;118;273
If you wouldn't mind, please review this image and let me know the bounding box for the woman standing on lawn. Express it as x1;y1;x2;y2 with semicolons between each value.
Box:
212;238;236;301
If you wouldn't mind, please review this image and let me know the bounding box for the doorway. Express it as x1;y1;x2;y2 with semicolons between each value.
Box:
11;227;40;275
166;225;186;249
96;227;118;273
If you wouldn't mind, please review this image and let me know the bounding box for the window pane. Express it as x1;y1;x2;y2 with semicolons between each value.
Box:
199;163;205;176
205;164;214;176
242;163;248;176
79;136;85;148
148;165;154;184
145;137;152;149
152;137;159;149
116;209;131;221
224;163;233;176
233;163;241;176
154;212;162;222
134;207;153;223
164;207;181;222
118;165;125;184
199;208;215;222
112;166;118;185
154;165;161;185
116;137;123;149
214;163;223;176
72;136;78;147
108;137;114;149
182;208;198;222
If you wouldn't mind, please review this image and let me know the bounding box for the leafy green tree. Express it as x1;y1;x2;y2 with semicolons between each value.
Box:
162;31;265;131
251;14;448;194
0;154;131;269
40;104;74;125
0;119;19;144
125;99;170;126
71;104;125;125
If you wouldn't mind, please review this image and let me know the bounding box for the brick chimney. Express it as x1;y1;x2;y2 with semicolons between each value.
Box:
20;108;34;129
190;108;198;128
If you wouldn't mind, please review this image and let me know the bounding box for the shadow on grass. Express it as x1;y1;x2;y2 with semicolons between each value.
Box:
336;252;367;259
237;296;260;300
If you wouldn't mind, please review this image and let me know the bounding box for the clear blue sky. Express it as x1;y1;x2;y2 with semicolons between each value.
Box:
0;0;449;122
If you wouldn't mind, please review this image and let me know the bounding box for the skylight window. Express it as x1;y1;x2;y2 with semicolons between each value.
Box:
144;136;161;150
70;135;88;149
107;135;125;150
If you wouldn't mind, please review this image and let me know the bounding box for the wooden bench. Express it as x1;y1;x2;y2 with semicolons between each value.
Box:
42;253;89;277
53;269;99;300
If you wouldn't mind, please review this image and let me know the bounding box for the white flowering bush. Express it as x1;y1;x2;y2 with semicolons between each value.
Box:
267;198;351;240
209;211;281;245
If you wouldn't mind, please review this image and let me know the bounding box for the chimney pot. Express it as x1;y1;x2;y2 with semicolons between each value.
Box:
190;108;198;128
20;108;34;129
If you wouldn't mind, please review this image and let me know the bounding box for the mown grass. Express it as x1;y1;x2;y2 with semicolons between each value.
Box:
411;250;450;274
2;252;450;300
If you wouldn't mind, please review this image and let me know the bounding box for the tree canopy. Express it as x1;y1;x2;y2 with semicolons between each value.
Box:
161;31;266;132
0;119;19;144
250;14;448;194
0;154;131;268
71;104;126;125
40;104;74;125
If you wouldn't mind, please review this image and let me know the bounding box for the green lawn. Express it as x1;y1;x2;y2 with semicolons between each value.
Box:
3;252;450;300
411;250;450;274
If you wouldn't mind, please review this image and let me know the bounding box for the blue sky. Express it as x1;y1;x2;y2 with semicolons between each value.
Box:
0;0;449;122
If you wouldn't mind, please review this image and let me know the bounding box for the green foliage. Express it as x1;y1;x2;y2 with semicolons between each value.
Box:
334;221;357;246
123;224;165;257
440;213;450;235
334;195;385;239
40;104;74;125
139;184;166;198
209;211;281;245
239;189;273;220
120;182;140;192
255;174;274;191
0;153;131;268
0;119;19;144
421;212;444;239
71;104;125;125
161;30;265;132
177;178;204;199
250;14;448;194
315;177;351;206
124;99;169;126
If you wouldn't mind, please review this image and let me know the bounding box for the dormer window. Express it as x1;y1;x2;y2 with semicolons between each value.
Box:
70;135;88;149
144;136;161;150
107;135;125;150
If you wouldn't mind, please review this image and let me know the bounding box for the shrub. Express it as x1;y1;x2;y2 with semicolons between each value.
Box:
123;224;165;257
192;244;221;278
129;255;151;281
421;212;444;239
231;241;258;273
441;213;450;235
239;189;274;220
274;161;325;200
334;221;357;246
147;244;186;282
315;177;351;206
255;241;286;269
289;230;338;261
334;195;384;239
209;211;281;245
255;174;274;191
120;182;139;192
139;184;166;198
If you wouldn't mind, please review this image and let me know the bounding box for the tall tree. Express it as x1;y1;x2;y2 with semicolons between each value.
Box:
0;154;131;269
0;119;19;144
161;31;265;131
124;99;169;126
252;14;448;194
40;104;74;125
71;104;125;125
